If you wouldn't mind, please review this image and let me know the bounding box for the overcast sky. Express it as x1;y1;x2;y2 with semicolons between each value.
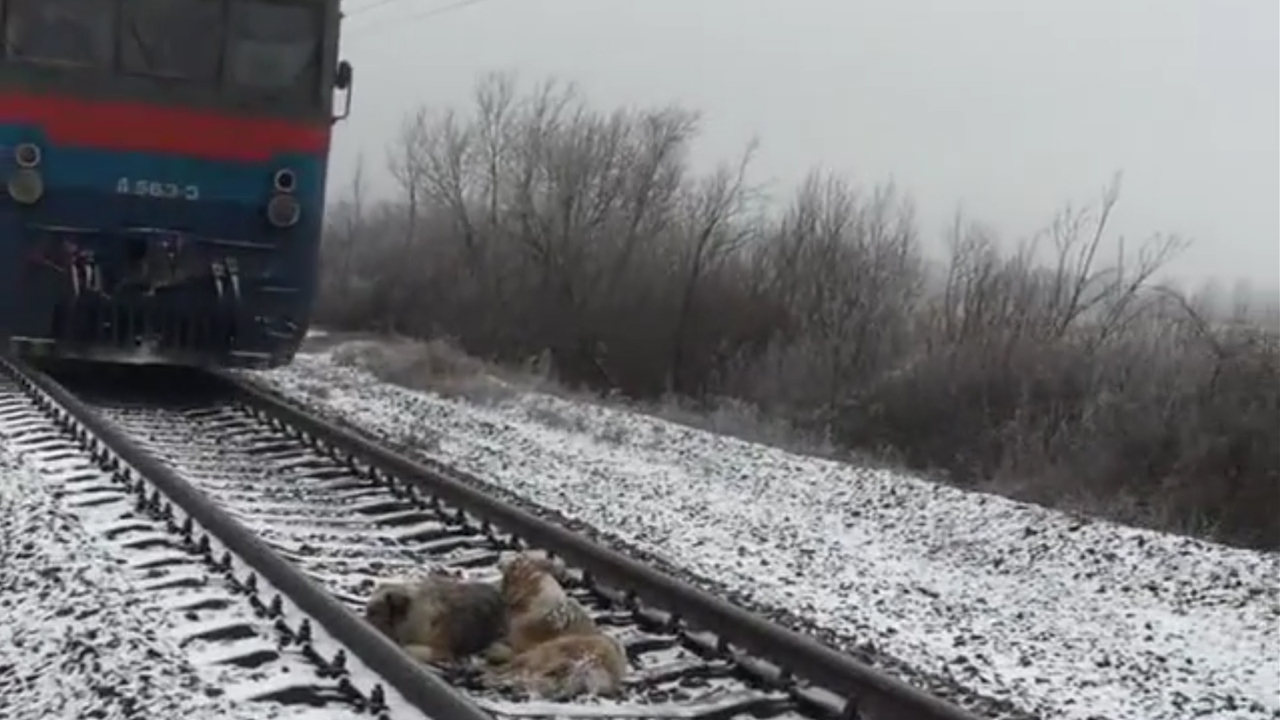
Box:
332;0;1278;292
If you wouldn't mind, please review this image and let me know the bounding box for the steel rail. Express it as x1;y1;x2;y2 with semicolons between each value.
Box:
224;372;983;720
74;369;819;718
1;356;492;720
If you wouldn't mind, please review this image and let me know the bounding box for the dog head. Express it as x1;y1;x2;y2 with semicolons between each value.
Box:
497;550;568;612
364;581;415;638
497;549;566;576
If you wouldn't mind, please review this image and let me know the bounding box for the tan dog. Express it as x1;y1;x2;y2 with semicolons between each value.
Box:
486;551;628;699
364;572;507;665
497;551;597;653
486;633;629;700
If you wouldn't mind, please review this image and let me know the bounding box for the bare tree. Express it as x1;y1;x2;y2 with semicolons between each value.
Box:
665;139;758;394
322;151;368;306
314;72;1280;549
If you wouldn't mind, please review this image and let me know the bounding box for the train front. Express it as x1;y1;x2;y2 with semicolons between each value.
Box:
0;0;348;369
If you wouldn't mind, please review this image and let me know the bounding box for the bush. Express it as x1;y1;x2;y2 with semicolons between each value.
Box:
328;336;519;405
316;71;1280;549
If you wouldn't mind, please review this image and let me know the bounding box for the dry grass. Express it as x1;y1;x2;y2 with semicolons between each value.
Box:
328;336;520;405
316;334;843;459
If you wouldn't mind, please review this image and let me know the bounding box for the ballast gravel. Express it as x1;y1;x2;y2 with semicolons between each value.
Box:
251;343;1280;720
0;416;349;720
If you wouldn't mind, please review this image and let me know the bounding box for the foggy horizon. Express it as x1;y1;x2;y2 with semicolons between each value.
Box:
328;0;1279;297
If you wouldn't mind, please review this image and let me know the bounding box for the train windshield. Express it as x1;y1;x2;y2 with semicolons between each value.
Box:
1;0;325;107
3;0;115;67
121;0;223;81
225;0;321;100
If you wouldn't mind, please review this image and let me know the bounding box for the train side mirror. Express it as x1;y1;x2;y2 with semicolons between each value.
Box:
333;60;354;122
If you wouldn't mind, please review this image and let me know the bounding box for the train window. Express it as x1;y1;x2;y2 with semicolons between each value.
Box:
120;0;222;82
225;0;321;103
3;0;114;68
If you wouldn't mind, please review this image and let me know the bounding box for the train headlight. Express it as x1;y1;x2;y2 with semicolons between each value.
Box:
273;168;297;193
266;192;300;228
15;143;41;168
8;168;43;204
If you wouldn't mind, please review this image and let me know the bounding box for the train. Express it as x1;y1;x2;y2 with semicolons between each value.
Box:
0;0;353;370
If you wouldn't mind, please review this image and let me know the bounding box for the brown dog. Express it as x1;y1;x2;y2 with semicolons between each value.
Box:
485;551;628;699
364;572;507;665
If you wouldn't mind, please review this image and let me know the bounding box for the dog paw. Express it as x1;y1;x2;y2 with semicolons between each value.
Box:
481;641;515;665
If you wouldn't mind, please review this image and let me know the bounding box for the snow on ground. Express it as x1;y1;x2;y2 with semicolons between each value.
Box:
0;418;338;719
252;344;1280;720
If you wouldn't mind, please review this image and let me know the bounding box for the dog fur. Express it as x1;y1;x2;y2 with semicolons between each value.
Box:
486;632;629;700
497;551;597;654
364;573;507;665
486;550;628;699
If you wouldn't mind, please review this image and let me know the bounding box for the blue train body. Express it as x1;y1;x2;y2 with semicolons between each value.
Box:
0;0;351;370
0;141;327;368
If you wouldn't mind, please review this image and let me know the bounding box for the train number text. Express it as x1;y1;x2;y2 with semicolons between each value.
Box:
116;178;200;201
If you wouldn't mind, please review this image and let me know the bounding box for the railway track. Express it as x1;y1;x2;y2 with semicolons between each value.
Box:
0;359;470;720
2;356;983;720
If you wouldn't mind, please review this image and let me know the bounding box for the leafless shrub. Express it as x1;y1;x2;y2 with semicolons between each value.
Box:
316;72;1280;549
330;337;517;405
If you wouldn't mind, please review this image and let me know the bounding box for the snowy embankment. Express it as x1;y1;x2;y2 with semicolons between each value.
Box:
0;411;339;719
251;343;1280;720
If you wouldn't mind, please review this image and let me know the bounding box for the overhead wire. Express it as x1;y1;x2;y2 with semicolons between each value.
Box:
344;0;496;37
342;0;407;18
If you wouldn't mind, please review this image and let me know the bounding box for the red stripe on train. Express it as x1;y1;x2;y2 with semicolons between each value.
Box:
0;91;329;162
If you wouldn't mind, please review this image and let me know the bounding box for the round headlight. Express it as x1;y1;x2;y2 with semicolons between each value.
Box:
267;192;300;227
8;168;43;204
15;143;40;168
273;168;297;193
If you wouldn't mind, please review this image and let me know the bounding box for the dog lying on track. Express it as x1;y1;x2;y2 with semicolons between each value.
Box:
484;550;629;700
363;569;507;665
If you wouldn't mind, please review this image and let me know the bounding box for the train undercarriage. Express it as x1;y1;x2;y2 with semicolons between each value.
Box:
6;227;309;370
